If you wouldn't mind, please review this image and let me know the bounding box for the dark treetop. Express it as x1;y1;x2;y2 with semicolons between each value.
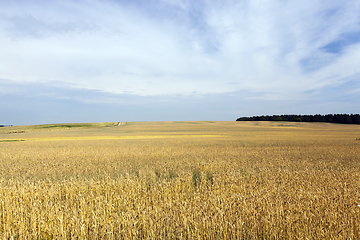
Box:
236;114;360;124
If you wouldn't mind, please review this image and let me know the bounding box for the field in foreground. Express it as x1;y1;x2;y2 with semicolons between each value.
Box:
0;121;360;239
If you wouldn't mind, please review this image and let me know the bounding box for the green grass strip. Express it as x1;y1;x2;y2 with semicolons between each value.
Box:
0;139;25;142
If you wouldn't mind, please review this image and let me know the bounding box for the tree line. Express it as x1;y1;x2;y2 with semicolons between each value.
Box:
236;114;360;124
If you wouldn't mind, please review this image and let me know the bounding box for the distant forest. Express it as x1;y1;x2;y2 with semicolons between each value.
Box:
236;114;360;124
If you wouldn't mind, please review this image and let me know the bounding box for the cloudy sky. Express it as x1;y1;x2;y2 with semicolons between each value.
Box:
1;0;360;125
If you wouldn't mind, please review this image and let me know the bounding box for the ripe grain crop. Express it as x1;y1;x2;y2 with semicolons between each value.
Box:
0;121;359;239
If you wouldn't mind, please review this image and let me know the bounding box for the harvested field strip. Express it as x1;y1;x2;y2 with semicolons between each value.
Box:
25;134;224;141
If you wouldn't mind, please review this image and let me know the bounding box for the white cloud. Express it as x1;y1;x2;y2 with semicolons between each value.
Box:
0;0;360;100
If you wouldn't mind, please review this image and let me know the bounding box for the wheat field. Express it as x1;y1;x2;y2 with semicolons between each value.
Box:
0;121;359;239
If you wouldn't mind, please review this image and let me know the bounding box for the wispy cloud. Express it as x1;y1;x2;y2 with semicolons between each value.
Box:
0;0;359;124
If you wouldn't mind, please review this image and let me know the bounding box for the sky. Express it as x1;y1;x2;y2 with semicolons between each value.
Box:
1;0;360;125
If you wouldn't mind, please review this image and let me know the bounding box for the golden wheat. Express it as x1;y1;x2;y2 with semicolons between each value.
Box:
0;121;359;239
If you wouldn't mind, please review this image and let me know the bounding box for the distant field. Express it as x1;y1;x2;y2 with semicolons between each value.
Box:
0;121;359;239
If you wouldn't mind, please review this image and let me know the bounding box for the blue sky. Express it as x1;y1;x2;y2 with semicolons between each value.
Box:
1;0;360;125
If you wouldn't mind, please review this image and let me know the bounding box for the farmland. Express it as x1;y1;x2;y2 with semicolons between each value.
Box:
0;121;360;239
